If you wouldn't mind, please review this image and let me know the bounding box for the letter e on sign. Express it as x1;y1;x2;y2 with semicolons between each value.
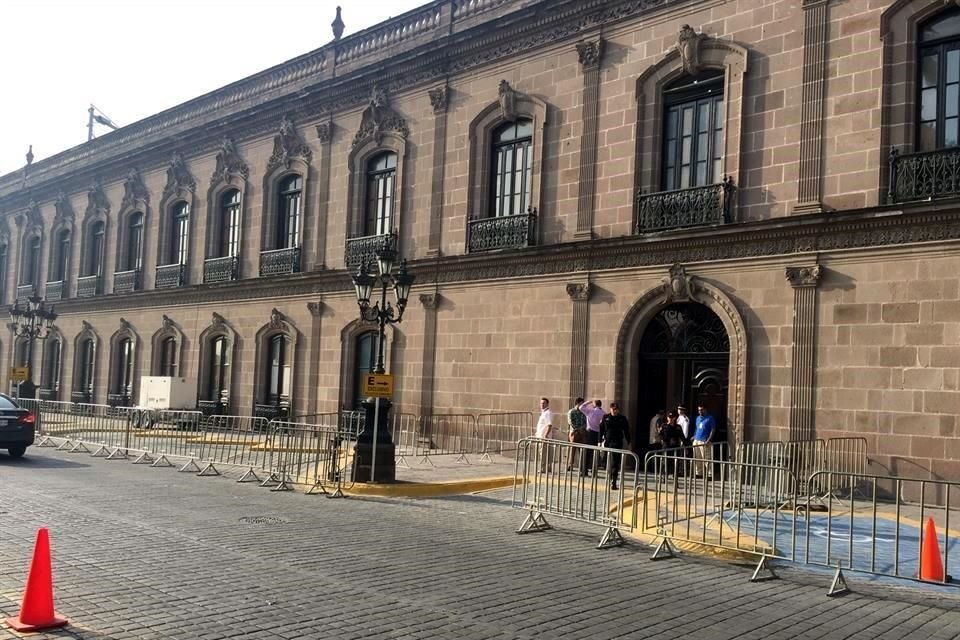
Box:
362;373;394;398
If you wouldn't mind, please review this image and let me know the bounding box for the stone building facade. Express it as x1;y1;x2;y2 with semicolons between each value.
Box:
1;0;959;479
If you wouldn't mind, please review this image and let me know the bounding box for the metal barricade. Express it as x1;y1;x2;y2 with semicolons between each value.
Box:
262;420;356;496
643;453;799;580
803;471;960;594
392;412;418;467
512;437;639;548
416;414;479;464
647;442;729;479
475;412;534;460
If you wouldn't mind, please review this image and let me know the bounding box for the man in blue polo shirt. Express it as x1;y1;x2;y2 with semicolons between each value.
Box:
692;404;717;479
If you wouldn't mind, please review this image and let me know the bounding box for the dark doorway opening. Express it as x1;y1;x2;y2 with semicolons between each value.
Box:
636;303;730;450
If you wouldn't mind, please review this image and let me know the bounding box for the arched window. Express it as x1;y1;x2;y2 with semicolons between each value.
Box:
352;332;378;408
75;337;95;403
265;334;290;408
169;202;189;266
110;337;135;406
491;119;533;217
20;234;41;287
125;213;144;272
85;221;105;277
277;175;302;250
661;71;725;190
207;335;230;407
51;229;70;282
41;338;61;400
365;153;397;235
918;9;960;151
159;337;177;377
218;190;241;258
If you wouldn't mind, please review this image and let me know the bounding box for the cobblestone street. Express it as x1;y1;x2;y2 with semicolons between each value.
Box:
1;448;960;639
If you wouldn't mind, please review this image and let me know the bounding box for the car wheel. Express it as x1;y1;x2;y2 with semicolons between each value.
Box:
8;445;26;459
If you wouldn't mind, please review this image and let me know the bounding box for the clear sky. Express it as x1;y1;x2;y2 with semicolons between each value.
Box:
0;0;427;178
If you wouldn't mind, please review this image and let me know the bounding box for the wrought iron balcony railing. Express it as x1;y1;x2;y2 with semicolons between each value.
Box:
636;178;736;234
15;284;34;302
204;256;238;284
197;400;228;416
345;232;396;271
888;146;960;203
259;246;301;277
113;269;141;294
45;280;64;302
71;391;92;404
107;393;132;408
77;275;100;298
254;403;289;420
467;208;538;253
155;263;185;289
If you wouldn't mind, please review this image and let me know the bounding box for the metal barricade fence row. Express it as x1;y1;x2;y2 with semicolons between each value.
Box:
475;412;535;460
512;437;639;549
415;414;479;465
261;419;358;496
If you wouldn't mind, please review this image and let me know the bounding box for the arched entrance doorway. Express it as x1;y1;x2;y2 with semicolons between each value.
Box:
635;303;730;446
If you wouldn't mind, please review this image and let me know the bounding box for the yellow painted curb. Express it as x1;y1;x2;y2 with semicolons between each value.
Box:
341;476;517;497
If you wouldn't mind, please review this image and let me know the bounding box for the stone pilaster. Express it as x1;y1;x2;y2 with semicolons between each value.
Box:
795;0;830;213
566;282;591;402
575;38;604;238
427;85;449;256
786;265;821;441
312;121;334;270
305;300;324;415
418;292;440;415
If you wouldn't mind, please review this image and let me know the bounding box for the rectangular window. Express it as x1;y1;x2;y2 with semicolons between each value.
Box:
662;95;724;190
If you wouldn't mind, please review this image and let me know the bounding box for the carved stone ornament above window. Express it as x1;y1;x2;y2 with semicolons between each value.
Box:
498;80;518;122
269;307;285;330
353;86;410;147
429;85;449;115
162;152;196;200
54;190;74;224
785;265;822;288
211;137;250;188
121;168;150;211
676;24;708;75
267;116;313;173
162;314;175;331
211;311;226;332
565;282;592;301
316;121;334;144
665;263;694;302
18;199;42;233
576;38;605;69
85;178;110;219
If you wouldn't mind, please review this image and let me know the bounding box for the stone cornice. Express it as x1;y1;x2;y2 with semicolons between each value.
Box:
0;0;691;210
47;202;960;314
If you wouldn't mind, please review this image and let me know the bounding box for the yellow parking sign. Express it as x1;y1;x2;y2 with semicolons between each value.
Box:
9;367;28;382
362;373;394;398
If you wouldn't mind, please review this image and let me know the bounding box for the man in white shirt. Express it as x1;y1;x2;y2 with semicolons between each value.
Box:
578;399;605;476
676;406;691;443
535;397;554;472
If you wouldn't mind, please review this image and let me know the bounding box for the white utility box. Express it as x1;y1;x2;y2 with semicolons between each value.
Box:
138;376;197;410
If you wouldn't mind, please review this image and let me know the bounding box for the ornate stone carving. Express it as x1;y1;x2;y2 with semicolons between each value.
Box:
211;137;249;188
332;5;345;41
81;320;93;334
565;282;591;301
269;307;285;330
576;38;605;69
498;79;518;121
676;24;707;75
162;151;196;200
211;312;226;331
85;178;110;219
353;86;409;147
785;265;822;288
18;199;42;234
267;116;313;173
307;301;324;316
665;263;694;302
119;317;131;331
419;293;440;309
315;121;334;144
121;168;150;211
162;314;174;330
54;190;74;225
429;86;449;115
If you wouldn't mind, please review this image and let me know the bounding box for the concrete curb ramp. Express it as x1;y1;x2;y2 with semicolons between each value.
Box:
341;476;517;497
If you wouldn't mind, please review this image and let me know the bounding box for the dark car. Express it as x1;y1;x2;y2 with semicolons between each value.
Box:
0;394;36;458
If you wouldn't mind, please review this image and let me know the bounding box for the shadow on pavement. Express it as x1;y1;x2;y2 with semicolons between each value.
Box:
0;453;90;469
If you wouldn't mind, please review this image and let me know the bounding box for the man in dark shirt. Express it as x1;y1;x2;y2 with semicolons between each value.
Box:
600;402;631;490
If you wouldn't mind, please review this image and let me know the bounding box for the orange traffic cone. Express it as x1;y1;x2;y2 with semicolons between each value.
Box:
4;528;68;632
919;517;947;583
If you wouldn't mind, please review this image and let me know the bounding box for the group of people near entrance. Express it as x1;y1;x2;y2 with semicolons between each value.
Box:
534;397;718;490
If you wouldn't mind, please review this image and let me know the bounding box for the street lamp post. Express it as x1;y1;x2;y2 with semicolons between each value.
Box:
350;236;415;483
9;296;57;399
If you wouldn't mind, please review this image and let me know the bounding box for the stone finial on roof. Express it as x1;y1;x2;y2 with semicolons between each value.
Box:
332;6;345;41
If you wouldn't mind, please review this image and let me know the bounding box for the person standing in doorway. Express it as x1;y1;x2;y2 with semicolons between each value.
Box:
676;406;691;444
600;403;631;490
535;397;554;472
566;397;587;471
578;399;604;476
692;404;717;480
